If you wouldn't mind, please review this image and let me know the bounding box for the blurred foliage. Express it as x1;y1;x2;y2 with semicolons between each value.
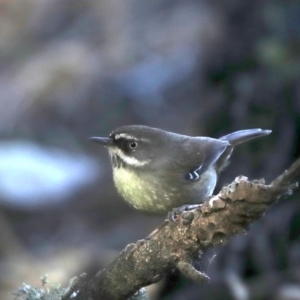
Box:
0;0;300;299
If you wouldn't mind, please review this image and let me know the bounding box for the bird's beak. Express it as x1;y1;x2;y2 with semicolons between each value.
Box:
89;136;114;147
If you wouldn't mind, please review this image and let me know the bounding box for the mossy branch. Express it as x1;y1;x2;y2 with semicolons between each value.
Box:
70;158;300;300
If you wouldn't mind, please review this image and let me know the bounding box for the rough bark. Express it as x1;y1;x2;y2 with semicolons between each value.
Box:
71;158;300;300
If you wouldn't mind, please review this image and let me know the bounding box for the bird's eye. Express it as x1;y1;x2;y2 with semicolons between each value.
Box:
128;141;138;150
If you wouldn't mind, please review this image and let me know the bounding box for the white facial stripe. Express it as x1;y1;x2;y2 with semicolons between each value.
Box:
114;133;137;140
113;133;150;143
110;148;150;167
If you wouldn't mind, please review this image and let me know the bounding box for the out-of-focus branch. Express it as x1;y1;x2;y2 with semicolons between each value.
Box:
72;158;300;300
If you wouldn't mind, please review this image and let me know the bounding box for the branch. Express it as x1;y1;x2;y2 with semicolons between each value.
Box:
72;158;300;300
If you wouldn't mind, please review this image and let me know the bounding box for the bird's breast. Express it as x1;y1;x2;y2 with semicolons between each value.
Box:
112;166;218;214
113;167;166;214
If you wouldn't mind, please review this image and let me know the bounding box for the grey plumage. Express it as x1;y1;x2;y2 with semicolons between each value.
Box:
90;126;271;214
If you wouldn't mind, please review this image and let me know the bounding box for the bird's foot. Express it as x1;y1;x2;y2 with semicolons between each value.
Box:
168;204;201;222
122;238;150;259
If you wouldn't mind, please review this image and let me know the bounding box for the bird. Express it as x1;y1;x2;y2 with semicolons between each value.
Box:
90;125;271;215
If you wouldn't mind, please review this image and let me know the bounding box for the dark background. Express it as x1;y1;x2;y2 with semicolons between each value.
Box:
1;0;300;299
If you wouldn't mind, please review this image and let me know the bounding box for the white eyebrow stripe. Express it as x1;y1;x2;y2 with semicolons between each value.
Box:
113;133;150;143
114;133;137;140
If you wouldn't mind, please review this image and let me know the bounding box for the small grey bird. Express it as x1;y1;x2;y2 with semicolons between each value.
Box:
90;126;271;215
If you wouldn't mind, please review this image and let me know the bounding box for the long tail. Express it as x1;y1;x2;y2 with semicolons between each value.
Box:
215;128;271;173
219;129;272;146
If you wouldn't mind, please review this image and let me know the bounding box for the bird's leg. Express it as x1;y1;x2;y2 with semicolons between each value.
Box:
168;204;202;222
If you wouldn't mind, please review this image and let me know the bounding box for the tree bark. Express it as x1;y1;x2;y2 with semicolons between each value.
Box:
71;158;300;300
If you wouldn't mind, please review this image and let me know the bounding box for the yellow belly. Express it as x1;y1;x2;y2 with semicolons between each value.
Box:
113;167;217;214
113;168;174;214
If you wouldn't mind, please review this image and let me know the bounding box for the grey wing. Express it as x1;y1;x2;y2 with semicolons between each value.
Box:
174;137;229;181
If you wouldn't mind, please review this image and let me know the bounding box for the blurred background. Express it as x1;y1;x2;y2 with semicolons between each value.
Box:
1;0;300;299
